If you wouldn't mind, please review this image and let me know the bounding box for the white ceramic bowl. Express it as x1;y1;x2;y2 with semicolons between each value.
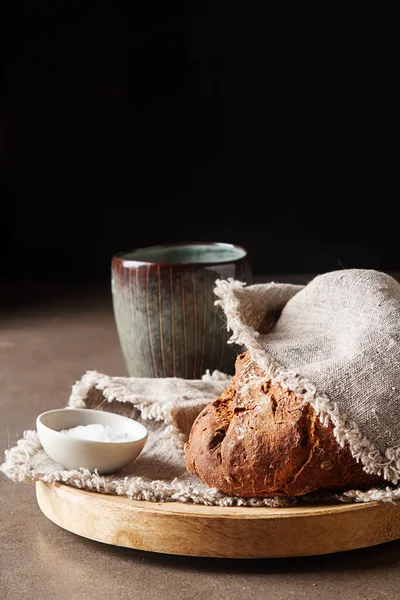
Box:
36;408;148;474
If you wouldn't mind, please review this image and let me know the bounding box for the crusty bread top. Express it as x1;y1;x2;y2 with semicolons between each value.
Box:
185;352;382;497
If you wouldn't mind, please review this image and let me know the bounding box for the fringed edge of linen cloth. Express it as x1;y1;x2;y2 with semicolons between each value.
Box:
66;368;233;448
214;278;400;502
2;429;397;505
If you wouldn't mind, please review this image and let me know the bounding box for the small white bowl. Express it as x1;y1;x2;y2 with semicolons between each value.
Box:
36;408;148;474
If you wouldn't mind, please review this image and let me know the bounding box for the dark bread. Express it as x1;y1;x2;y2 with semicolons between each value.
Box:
185;352;383;497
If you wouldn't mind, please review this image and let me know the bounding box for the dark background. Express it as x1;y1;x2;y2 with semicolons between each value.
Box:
1;3;399;292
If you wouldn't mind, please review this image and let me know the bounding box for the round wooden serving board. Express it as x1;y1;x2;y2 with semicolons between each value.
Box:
36;481;400;558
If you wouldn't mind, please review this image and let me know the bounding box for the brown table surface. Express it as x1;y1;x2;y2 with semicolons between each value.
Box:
1;277;400;600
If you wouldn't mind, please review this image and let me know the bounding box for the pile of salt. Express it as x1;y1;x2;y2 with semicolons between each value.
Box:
59;424;136;443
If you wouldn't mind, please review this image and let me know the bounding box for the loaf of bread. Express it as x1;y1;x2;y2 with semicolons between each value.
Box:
185;352;383;497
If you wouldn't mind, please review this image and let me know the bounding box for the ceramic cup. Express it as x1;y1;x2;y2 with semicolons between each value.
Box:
111;242;251;378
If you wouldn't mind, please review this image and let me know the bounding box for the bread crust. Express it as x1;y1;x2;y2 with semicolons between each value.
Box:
185;352;383;497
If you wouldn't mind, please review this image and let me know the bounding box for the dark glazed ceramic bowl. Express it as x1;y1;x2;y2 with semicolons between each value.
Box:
111;242;251;378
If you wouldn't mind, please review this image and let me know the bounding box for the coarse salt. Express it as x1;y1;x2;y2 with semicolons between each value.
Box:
59;424;137;443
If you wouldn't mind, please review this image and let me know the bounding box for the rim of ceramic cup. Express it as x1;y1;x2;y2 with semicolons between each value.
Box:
112;242;249;268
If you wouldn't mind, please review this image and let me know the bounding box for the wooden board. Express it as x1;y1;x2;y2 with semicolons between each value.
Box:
36;481;400;558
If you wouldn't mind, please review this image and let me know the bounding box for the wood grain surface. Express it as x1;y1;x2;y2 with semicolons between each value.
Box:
36;482;400;558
